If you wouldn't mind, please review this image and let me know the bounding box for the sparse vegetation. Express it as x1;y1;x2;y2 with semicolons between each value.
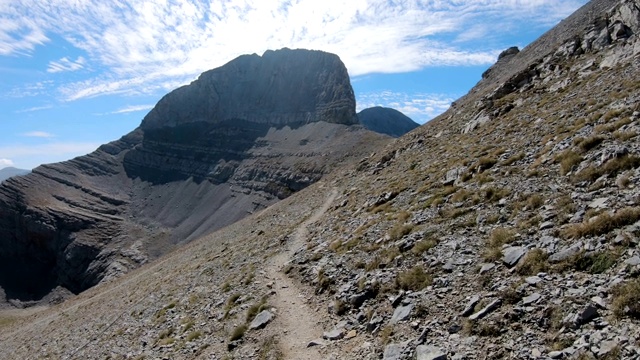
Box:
562;207;640;238
186;331;202;342
411;238;438;255
246;296;268;322
555;150;582;175
573;155;640;183
527;194;544;209
396;266;432;291
576;135;604;152
388;223;415;240
612;278;640;319
516;248;548;275
230;324;248;341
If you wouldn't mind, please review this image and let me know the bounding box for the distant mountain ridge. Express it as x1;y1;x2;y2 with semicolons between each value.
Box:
357;106;420;137
0;168;29;183
0;48;389;302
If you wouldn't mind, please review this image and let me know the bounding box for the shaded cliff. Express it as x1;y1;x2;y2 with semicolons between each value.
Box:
0;48;387;303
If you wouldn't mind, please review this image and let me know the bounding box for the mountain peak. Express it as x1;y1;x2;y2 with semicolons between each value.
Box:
141;48;357;131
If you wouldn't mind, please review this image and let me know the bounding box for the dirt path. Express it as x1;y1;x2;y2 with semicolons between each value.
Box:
267;187;338;360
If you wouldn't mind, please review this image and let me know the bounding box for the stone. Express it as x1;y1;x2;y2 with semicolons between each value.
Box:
479;263;495;274
591;296;607;309
383;343;403;360
249;310;274;330
588;197;608;209
469;299;502;320
531;348;542;357
461;295;481;317
345;329;357;339
539;221;554;230
323;328;344;341
598;341;619;356
625;256;640;266
502;247;527;267
368;315;383;332
448;324;462;334
525;276;542;285
575;305;599;327
549;242;583;263
307;339;326;347
416;345;447;360
548;350;563;359
442;167;466;186
390;303;414;324
522;292;542;305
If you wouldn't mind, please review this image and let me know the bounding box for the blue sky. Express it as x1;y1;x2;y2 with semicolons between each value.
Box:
1;0;587;170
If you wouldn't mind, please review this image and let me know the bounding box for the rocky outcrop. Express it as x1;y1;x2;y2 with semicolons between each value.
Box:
357;107;419;138
459;0;640;135
0;48;387;303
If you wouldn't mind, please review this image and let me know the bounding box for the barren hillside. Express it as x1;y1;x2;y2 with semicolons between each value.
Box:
1;0;640;359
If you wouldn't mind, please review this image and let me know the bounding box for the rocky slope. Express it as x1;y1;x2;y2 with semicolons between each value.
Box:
0;48;388;304
358;107;420;138
2;0;640;359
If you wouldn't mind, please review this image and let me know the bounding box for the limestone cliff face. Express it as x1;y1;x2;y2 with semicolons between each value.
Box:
0;49;386;303
141;48;357;130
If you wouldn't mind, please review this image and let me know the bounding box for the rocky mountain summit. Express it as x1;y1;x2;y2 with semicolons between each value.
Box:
1;0;640;359
0;48;388;303
358;107;420;138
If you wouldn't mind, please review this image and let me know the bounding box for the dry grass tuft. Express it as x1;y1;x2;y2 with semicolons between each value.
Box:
562;207;640;238
612;279;640;319
396;266;432;291
516;248;548;275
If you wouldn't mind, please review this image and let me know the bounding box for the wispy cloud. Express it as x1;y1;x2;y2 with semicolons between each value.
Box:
357;91;456;124
1;0;587;101
0;158;14;168
111;104;154;114
15;105;52;113
5;80;54;98
47;56;86;73
22;131;55;138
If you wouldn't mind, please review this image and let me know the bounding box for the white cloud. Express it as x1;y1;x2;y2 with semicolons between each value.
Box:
357;91;456;124
0;0;588;100
111;104;155;114
0;158;14;168
22;131;55;138
47;56;86;73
